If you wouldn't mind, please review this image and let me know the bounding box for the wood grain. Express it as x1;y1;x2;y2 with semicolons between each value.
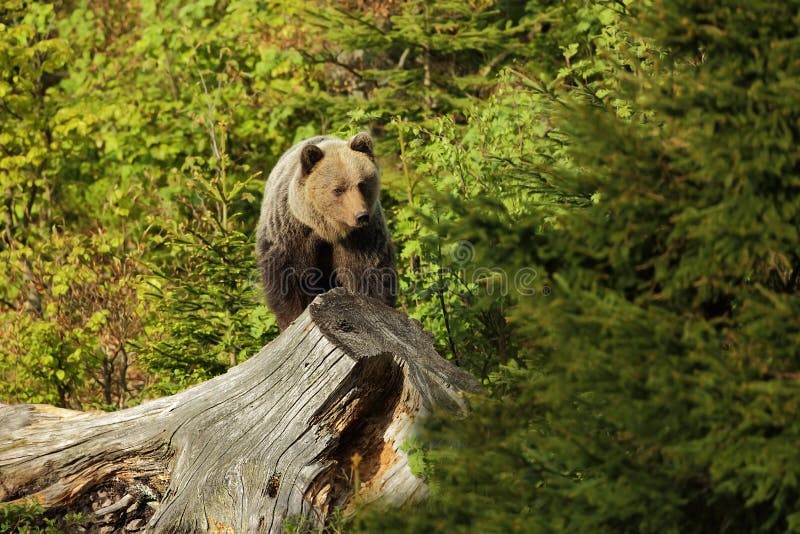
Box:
0;288;480;533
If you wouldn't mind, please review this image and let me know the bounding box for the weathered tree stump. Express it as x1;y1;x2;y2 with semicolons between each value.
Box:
0;289;480;533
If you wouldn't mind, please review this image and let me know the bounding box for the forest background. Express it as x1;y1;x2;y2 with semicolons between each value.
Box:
2;0;799;531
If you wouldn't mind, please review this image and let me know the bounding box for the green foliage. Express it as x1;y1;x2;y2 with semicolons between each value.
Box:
386;0;642;380
139;147;277;394
1;0;321;402
0;501;89;534
0;0;627;447
2;0;534;401
283;508;349;534
353;1;800;532
2;1;799;531
306;0;531;121
0;231;146;408
0;2;71;244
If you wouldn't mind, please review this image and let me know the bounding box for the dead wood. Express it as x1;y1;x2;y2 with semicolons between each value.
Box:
0;288;480;533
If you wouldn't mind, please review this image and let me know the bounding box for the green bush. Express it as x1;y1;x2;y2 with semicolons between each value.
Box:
0;501;88;534
353;1;800;532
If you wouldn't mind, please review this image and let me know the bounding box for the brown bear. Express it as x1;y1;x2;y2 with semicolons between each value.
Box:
256;132;397;329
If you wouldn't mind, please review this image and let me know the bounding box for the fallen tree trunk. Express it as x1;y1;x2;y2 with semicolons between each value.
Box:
0;289;480;533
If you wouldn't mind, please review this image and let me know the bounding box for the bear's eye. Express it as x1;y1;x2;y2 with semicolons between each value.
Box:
333;187;345;196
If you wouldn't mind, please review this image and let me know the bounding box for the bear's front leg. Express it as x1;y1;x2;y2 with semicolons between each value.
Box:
333;231;397;307
259;243;327;330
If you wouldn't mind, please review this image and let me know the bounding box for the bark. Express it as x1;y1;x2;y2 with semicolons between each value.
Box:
0;289;480;533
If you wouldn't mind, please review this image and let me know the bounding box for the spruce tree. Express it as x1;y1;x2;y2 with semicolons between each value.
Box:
304;0;531;123
354;1;800;532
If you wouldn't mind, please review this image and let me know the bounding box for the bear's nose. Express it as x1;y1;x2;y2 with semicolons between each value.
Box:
356;211;370;226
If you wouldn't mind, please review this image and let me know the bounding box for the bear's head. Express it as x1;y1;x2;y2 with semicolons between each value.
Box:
290;133;381;242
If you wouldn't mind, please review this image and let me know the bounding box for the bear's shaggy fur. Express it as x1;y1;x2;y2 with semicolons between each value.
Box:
256;133;397;329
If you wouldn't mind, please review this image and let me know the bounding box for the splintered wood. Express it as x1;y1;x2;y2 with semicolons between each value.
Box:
0;288;481;533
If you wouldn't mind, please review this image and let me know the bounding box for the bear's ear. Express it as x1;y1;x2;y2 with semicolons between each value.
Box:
300;144;324;175
349;132;374;158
